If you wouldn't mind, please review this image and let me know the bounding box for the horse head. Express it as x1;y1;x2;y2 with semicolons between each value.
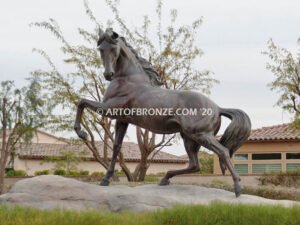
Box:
97;28;162;87
97;28;120;81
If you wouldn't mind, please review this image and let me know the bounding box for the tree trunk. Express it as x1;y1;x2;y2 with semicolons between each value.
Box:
132;163;140;181
135;126;152;181
0;98;7;194
119;152;133;181
138;155;150;181
103;132;108;164
0;166;6;194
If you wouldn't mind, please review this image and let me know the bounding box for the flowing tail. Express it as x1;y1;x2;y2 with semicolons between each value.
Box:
218;108;251;175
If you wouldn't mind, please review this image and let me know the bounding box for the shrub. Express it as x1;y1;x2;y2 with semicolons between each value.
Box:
67;171;80;176
34;170;50;176
258;171;300;187
144;176;160;182
79;170;89;176
211;179;228;185
6;170;27;177
53;169;66;176
115;170;125;175
199;157;214;174
203;183;297;201
156;172;166;176
253;187;296;200
65;170;89;176
91;171;104;176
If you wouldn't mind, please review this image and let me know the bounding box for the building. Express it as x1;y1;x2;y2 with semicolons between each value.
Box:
2;130;188;176
214;124;300;175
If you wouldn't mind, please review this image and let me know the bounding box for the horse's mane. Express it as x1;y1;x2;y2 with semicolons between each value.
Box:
120;37;162;87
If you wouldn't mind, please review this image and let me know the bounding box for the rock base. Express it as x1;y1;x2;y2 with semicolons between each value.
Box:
0;175;298;213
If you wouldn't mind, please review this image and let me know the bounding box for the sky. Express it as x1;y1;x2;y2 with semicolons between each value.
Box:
1;0;299;155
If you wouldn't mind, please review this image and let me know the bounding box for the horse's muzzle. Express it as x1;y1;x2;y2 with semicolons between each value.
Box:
103;71;114;81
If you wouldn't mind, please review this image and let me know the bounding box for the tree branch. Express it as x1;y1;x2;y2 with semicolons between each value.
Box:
291;96;300;113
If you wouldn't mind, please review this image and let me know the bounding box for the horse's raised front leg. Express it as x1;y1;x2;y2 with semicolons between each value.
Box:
160;133;200;185
74;98;105;140
100;120;128;186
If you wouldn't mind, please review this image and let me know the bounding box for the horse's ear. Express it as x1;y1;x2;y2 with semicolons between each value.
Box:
98;28;104;37
105;28;119;43
111;31;119;40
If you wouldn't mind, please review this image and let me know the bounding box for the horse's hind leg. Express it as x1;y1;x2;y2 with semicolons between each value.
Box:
219;158;227;175
192;133;243;197
159;133;200;185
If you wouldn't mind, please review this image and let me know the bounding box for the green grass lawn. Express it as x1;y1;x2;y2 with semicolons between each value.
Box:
0;202;299;225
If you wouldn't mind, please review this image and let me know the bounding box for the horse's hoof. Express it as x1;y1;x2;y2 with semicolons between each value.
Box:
78;131;88;140
159;178;170;186
234;182;243;198
100;178;110;186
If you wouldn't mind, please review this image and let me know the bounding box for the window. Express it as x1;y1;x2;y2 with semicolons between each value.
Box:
252;153;281;160
234;164;248;174
252;164;282;174
286;163;300;172
286;153;300;160
234;154;248;160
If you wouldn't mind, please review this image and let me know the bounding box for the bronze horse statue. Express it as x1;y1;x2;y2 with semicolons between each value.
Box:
74;28;251;197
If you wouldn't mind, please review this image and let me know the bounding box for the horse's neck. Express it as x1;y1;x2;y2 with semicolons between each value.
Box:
115;48;151;85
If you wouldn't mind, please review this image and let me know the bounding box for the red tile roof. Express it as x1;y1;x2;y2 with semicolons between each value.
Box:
246;123;300;142
179;151;213;160
16;142;187;164
217;123;300;142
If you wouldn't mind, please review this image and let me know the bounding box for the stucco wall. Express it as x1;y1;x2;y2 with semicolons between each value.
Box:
213;141;300;174
29;131;67;144
14;157;187;176
0;130;67;145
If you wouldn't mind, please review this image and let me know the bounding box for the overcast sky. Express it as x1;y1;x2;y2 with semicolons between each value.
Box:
1;0;299;155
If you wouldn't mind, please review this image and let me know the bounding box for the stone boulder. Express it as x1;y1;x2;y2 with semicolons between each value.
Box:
0;175;298;213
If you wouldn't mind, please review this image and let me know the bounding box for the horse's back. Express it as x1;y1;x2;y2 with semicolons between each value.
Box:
128;85;221;135
175;90;221;135
177;90;219;111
